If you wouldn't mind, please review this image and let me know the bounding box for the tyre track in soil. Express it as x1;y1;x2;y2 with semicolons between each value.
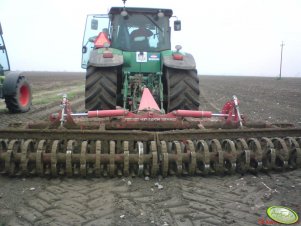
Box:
1;74;301;226
113;172;301;226
5;179;117;226
3;171;301;226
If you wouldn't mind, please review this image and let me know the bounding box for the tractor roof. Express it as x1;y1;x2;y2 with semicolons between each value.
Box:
109;7;173;17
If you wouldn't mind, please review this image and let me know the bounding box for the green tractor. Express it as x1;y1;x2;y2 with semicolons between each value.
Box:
81;6;199;113
0;22;32;113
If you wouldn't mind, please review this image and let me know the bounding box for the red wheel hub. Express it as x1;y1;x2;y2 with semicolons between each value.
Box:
19;85;30;107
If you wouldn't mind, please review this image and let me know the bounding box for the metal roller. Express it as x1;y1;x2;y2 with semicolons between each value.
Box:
247;138;263;172
284;137;301;169
234;138;250;173
0;136;300;177
260;137;276;171
195;140;210;175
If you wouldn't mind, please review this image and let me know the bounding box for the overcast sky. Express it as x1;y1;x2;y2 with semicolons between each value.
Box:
0;0;300;76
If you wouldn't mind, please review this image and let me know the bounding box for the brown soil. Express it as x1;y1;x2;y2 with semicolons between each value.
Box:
0;72;300;226
0;72;86;129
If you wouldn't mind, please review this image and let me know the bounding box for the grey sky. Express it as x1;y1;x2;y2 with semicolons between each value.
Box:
0;0;300;76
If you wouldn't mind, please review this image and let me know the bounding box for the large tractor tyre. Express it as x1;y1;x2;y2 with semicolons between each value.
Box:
4;76;32;113
166;68;200;112
85;66;118;111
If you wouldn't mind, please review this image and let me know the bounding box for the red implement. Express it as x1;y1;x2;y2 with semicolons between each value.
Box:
48;90;245;130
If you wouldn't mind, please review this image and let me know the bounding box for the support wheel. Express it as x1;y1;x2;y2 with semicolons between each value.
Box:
165;68;199;112
85;66;117;110
4;76;32;113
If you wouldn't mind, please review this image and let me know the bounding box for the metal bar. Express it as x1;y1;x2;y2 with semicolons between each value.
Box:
212;113;236;117
62;112;238;119
158;128;301;141
233;95;243;128
0;129;155;141
65;112;237;118
0;128;300;141
70;113;88;117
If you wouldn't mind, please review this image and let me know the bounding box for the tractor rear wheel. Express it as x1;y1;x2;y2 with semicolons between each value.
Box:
85;66;117;111
4;76;32;113
166;68;200;112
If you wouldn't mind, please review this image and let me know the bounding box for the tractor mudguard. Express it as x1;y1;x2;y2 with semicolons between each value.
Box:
162;53;196;70
88;49;124;67
2;71;25;96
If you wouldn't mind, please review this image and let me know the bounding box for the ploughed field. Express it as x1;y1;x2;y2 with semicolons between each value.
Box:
0;72;300;225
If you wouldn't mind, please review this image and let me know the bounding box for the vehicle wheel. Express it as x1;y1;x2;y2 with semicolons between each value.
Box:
165;68;200;112
4;76;32;113
85;66;117;110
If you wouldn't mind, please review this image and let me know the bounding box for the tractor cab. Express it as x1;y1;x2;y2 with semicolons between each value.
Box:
108;7;173;52
81;7;181;69
0;23;10;75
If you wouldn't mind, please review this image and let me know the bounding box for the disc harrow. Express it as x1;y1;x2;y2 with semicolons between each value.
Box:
0;135;300;177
